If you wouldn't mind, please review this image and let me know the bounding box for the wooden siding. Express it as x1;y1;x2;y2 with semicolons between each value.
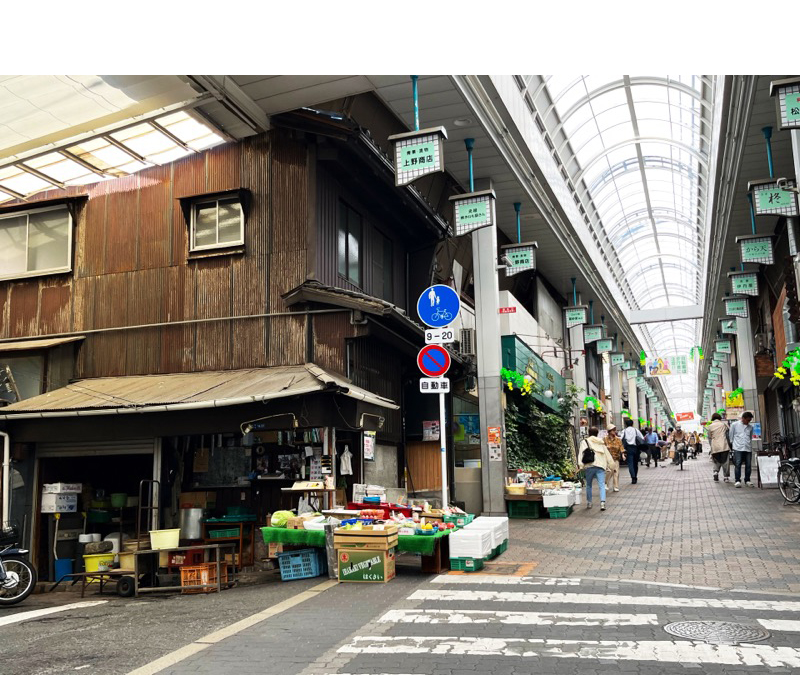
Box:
350;336;403;441
405;441;441;492
0;130;311;379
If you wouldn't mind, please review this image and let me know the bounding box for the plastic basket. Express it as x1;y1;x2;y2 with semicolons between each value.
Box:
208;528;239;539
444;514;467;527
548;506;573;519
277;547;326;581
450;556;484;572
465;514;475;524
508;500;541;519
180;563;228;594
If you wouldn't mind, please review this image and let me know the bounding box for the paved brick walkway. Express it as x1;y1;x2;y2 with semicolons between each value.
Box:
505;452;800;592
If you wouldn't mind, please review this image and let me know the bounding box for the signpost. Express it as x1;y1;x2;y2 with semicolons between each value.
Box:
417;284;459;509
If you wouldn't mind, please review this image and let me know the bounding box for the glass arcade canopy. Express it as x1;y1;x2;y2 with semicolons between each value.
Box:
534;75;716;415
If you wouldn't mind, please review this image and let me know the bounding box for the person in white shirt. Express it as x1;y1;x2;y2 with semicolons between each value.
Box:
728;411;755;487
621;418;645;484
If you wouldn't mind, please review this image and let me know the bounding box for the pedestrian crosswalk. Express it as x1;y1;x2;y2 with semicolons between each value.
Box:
334;574;800;671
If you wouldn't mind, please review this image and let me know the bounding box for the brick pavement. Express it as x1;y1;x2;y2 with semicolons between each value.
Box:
505;452;800;592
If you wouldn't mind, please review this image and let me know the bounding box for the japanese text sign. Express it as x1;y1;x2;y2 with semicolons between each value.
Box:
564;306;588;329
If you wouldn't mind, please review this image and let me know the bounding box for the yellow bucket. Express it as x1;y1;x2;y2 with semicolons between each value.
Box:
149;528;180;550
83;552;115;573
505;484;526;495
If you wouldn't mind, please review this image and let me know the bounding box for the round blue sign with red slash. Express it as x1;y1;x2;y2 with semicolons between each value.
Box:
417;344;451;378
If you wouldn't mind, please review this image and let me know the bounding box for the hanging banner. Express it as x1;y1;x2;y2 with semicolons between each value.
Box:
715;340;732;354
645;356;673;377
564;306;588;329
583;325;603;344
676;412;694;422
720;318;737;334
673;355;688;375
729;271;759;297
596;338;613;354
450;190;496;236
724;297;749;318
736;234;775;265
610;353;625;366
502;242;538;277
625;369;638;379
389;127;448;186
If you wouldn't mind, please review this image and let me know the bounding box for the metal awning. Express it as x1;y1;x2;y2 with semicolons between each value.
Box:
0;363;398;418
0;336;84;352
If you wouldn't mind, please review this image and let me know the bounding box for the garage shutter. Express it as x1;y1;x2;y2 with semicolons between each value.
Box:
37;439;156;457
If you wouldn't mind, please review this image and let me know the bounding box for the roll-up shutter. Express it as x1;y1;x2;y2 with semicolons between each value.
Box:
37;439;156;457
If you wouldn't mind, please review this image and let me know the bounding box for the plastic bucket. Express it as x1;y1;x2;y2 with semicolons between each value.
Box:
54;558;73;581
150;528;180;550
110;493;127;508
83;552;114;573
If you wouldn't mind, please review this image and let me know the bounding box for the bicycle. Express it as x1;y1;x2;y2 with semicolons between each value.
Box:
431;308;452;322
778;441;800;504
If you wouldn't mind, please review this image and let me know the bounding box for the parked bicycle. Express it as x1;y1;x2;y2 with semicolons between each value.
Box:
778;441;800;504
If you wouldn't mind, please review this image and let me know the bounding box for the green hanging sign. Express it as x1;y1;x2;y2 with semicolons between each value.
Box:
625;369;638;379
564;306;588;329
720;318;737;334
449;190;496;237
787;92;800;123
715;340;732;354
757;187;795;211
389;127;448;186
724;297;748;318
730;272;758;297
583;325;603;344
596;338;613;354
610;353;625;366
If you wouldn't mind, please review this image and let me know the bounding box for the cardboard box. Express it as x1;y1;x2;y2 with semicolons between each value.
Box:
333;524;398;536
334;534;398;551
267;543;283;558
337;547;396;583
41;493;78;513
42;482;82;494
178;491;216;509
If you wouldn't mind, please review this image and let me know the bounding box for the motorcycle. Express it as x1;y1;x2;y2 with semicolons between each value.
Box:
0;525;37;606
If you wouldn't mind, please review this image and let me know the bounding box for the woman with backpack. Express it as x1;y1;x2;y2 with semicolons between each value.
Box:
579;427;614;511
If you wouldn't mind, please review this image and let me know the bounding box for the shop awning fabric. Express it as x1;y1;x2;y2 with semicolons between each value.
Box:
0;363;398;419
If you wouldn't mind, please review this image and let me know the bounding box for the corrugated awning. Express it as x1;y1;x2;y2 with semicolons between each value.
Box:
0;363;398;418
0;336;85;352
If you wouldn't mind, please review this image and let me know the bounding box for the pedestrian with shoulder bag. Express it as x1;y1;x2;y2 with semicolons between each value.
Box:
579;427;614;511
621;418;645;484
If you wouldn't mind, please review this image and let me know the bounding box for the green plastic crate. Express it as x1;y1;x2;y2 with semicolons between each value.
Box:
444;514;468;527
450;556;484;572
208;528;239;539
507;500;541;519
497;540;508;554
548;506;573;519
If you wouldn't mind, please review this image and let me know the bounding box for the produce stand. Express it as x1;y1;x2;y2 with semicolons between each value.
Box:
260;527;451;574
133;543;236;597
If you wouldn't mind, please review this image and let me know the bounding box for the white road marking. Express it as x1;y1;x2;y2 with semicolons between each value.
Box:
758;618;800;632
431;575;580;586
339;636;800;667
379;609;659;626
0;600;107;628
408;589;800;612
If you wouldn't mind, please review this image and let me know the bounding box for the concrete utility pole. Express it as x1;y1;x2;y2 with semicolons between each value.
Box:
609;364;622;428
735;317;762;451
627;370;638;423
569;323;587;430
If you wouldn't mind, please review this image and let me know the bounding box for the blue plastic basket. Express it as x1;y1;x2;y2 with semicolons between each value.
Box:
276;548;326;581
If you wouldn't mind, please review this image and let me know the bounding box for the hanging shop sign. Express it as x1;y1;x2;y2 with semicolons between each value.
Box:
725;389;745;408
449;189;496;237
728;271;759;297
771;77;800;130
705;388;715;397
720;318;737;334
724;296;749;319
501;242;538;277
610;353;625;366
712;351;728;363
709;366;722;377
363;430;376;461
672;355;688;375
417;284;460;328
564;306;588;329
388;127;448;186
645;356;672;377
583;325;603;344
715;339;732;354
625;369;638;379
596;338;614;354
736;234;776;266
636;376;645;387
621;360;633;370
748;178;799;217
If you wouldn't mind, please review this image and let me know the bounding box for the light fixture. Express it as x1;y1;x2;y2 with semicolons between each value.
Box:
453;117;472;127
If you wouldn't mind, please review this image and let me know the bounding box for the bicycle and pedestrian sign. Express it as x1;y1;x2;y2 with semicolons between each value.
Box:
417;284;460;329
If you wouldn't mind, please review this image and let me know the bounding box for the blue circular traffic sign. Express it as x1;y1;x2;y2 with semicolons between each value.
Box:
417;345;451;378
417;284;460;328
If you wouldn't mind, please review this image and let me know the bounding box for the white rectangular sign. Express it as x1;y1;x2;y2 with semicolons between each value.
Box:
420;377;450;393
424;328;456;344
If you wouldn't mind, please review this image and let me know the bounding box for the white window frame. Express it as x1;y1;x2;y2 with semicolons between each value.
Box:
189;196;244;252
0;204;73;281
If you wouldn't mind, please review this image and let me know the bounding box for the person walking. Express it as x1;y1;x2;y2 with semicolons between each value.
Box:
644;427;659;468
621;418;645;484
604;424;623;493
656;435;669;468
729;411;755;488
707;413;731;482
694;430;703;458
579;427;614;510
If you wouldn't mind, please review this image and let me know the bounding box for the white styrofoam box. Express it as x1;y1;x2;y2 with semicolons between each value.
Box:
464;521;503;548
449;529;493;557
468;516;508;541
41;493;78;513
542;492;575;508
42;482;82;494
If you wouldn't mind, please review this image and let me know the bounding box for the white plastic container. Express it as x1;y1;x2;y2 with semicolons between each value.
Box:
449;529;493;558
542;491;576;508
464;520;504;548
149;528;180;550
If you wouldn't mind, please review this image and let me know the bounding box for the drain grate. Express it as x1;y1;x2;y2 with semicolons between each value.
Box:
663;621;771;645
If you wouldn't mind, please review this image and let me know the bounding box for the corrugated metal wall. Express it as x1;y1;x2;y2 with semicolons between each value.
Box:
0;130;309;378
350;336;403;441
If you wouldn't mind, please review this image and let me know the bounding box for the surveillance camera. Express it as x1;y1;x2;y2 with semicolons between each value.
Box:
777;177;800;194
500;254;512;267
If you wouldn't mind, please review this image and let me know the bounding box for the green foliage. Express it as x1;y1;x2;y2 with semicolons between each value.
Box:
506;383;580;478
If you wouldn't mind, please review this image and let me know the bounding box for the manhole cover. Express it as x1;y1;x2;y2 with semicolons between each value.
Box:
663;621;770;645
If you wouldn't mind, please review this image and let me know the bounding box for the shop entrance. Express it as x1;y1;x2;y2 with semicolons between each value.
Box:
35;450;156;581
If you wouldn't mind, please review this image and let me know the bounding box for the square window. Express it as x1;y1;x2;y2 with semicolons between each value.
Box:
0;205;72;280
190;196;244;252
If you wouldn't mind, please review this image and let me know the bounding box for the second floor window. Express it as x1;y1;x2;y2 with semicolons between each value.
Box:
191;197;244;252
0;205;72;281
338;201;362;286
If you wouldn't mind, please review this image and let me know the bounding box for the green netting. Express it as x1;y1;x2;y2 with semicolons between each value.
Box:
260;526;449;556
